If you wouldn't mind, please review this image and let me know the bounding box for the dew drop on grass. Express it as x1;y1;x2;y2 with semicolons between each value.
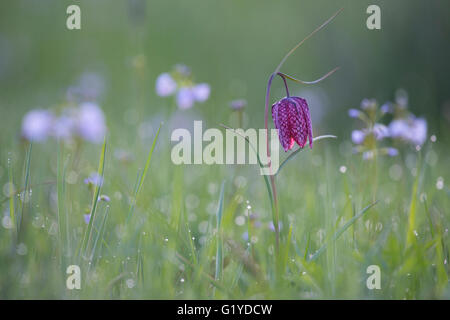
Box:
16;243;27;255
436;177;444;190
126;279;135;288
2;216;13;229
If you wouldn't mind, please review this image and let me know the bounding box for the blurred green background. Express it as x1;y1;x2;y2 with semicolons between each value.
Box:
0;0;450;299
1;0;449;140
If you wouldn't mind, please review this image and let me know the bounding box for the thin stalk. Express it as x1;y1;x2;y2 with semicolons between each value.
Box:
264;9;343;256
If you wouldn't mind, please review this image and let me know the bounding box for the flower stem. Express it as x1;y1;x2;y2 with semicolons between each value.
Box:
277;73;290;97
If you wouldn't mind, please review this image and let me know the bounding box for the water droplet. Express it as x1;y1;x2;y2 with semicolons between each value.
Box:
126;278;135;288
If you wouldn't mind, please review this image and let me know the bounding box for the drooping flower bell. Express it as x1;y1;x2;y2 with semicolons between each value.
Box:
272;96;313;151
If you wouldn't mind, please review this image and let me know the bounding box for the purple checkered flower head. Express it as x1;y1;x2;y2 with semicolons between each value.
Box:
272;96;313;151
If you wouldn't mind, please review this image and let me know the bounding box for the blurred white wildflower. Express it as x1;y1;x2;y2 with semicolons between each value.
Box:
373;123;389;140
156;73;177;97
351;130;366;145
155;65;210;109
268;221;282;232
192;83;210;102
348;108;361;118
176;87;195;110
98;195;111;202
77;102;106;143
52;114;75;140
389;116;427;146
84;172;103;187
67;72;105;102
229;99;247;111
21;109;54;142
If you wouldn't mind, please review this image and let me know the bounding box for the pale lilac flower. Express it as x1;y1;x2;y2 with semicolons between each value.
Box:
21;109;54;142
84;214;91;224
380;103;392;114
52;115;75;140
361;98;376;110
229;99;247;110
174;64;191;77
373;123;389;140
395;89;408;108
351;130;366;145
67;72;105;102
389;116;427;146
268;221;282;232
348;108;361;118
155;73;177;97
362;150;374;160
387;147;399;157
98;194;111;202
192;83;210;102
84;172;103;187
411;118;428;145
176;87;195;110
77;102;106;143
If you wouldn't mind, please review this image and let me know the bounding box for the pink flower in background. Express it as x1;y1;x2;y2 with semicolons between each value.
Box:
389;116;427;146
351;130;366;145
155;73;177;97
192;83;210;102
67;72;105;102
272;97;313;151
52;114;75;140
76;102;106;143
229;99;247;111
155;65;210;109
21;109;54;142
84;172;103;187
176;87;195;110
373;123;389;140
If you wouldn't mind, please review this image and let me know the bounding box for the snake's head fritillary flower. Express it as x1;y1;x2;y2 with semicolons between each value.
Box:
271;97;313;152
21;109;54;142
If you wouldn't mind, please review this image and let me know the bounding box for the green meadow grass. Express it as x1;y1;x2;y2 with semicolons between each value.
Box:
0;124;448;299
